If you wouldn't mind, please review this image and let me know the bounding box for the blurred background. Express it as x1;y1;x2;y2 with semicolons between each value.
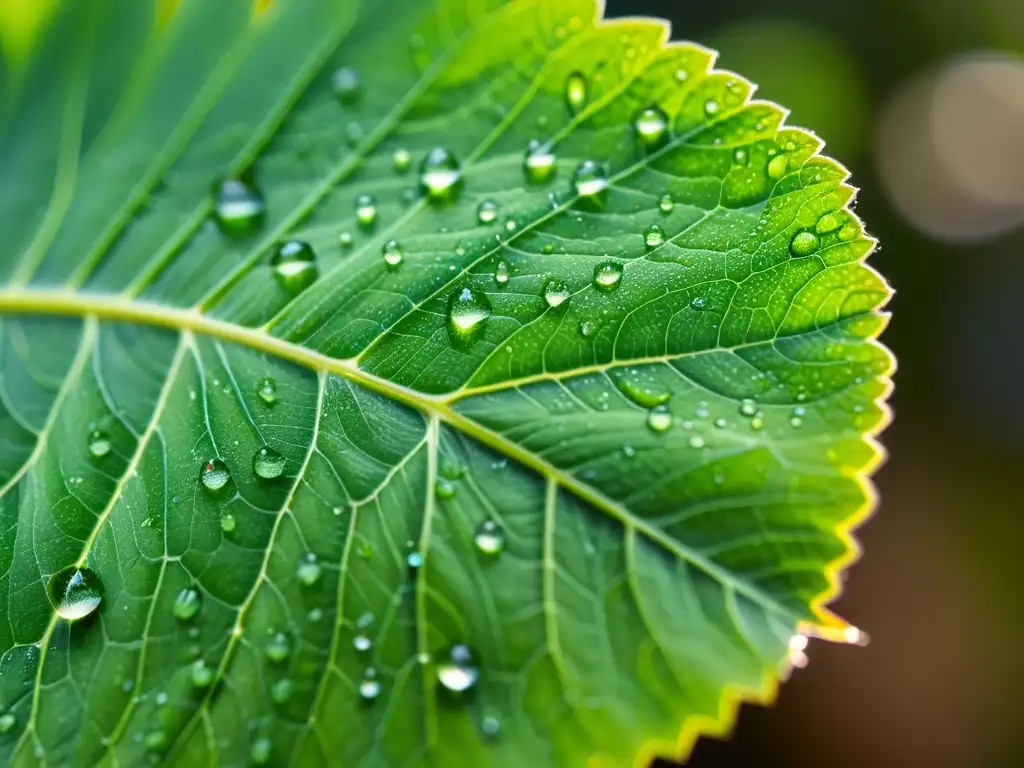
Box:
600;0;1024;766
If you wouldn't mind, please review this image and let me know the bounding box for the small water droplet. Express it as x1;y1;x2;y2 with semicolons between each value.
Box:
250;737;273;766
0;713;15;734
523;140;557;184
407;549;424;569
144;731;168;752
359;674;381;701
213;178;265;238
493;260;509;286
447;286;492;343
477;200;500;224
646;406;673;432
297;553;321;586
733;147;748;165
174;588;201;622
265;632;291;663
690;296;708;310
339;231;354;249
437;644;479;693
473;520;506;556
200;459;230;491
579;320;593;337
47;566;103;621
739;399;757;417
420;147;461;199
674;69;688;83
644;224;666;249
838;222;860;241
565;70;588;114
634;105;670;147
392;147;411;173
271;678;295;704
767;154;789;180
815;213;840;234
435;478;456;500
354;634;372;652
688;435;705;449
714;417;727;428
253;446;286;480
88;429;111;458
271;240;318;294
572;160;608;199
592;261;623;293
332;66;361;102
659;193;674;214
190;659;214;689
382;239;404;269
220;513;236;533
618;371;671;408
256;377;277;405
622;445;636;458
704;99;720;116
543;279;571;308
750;413;764;430
789;230;820;258
481;714;501;738
355;194;377;228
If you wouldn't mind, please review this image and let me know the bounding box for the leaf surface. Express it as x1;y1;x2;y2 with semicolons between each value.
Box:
0;0;892;766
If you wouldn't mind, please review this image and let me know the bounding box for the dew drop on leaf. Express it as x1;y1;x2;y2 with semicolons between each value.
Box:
565;70;588;114
47;566;103;621
543;279;571;308
481;714;501;738
739;398;758;417
354;634;372;652
659;193;674;214
674;68;688;82
250;737;272;766
579;320;593;337
815;213;841;234
392;147;411;173
265;632;291;663
617;370;671;408
767;154;789;180
477;199;499;224
419;147;461;199
572;159;608;199
644;224;666;249
493;260;509;286
688;435;705;449
339;231;354;249
633;105;669;147
213;178;265;238
256;376;277;405
435;478;456;500
646;406;673;433
355;194;377;228
839;222;860;241
253;446;286;479
592;261;623;292
174;588;201;622
87;429;111;458
473;520;506;556
690;296;708;310
437;644;480;693
704;99;720;116
331;66;361;102
296;553;321;586
270;240;318;294
382;239;403;269
523;140;556;184
220;513;236;533
733;147;749;165
271;679;295;704
789;230;820;257
190;660;214;689
447;286;492;343
407;550;424;569
359;675;381;702
200;459;230;491
0;713;15;734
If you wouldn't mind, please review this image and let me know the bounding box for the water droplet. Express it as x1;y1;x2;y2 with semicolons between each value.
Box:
256;377;277;405
354;634;372;652
253;446;286;480
634;105;669;147
704;99;720;116
644;224;666;249
690;296;708;310
750;413;764;430
420;147;461;199
271;240;318;294
739;399;757;417
88;429;111;458
477;200;500;224
473;520;506;555
200;458;230;491
359;675;381;701
733;147;748;165
265;632;291;663
220;513;236;533
174;588;201;622
382;239;403;269
190;659;214;689
714;417;727;428
565;70;588;114
144;730;168;752
579;320;593;337
592;261;623;293
481;714;501;738
688;435;705;449
838;222;860;241
392;148;411;173
250;737;272;766
447;286;492;344
647;406;673;433
659;193;674;214
213;178;265;238
572;160;608;199
815;213;840;234
296;553;321;586
543;279;571;308
493;260;509;286
47;566;103;621
332;66;361;102
339;231;354;249
767;154;789;180
617;371;671;408
0;713;15;734
523;140;557;184
407;550;424;569
789;230;820;258
437;644;480;693
790;415;803;428
271;678;295;704
622;445;636;458
355;194;377;228
674;69;688;83
435;478;456;500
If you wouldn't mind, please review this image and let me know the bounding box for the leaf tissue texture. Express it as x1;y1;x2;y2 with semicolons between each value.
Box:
0;0;893;766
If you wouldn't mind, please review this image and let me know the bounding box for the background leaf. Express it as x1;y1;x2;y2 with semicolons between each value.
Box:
0;0;892;766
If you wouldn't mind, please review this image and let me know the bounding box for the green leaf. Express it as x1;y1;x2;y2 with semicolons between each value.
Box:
0;0;893;765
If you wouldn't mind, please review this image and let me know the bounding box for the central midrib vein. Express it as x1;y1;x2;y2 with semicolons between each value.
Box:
0;287;800;620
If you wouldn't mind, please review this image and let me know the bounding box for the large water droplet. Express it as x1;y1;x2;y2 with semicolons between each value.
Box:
253;446;286;479
644;224;666;249
213;178;265;238
565;70;588;115
271;240;318;294
704;99;720;116
618;372;671;408
659;193;674;214
646;406;673;432
435;478;457;500
474;520;506;555
592;261;623;293
767;154;789;180
437;644;480;693
88;428;111;458
789;230;820;258
524;140;557;184
573;160;608;200
0;713;16;734
190;659;214;689
332;66;361;102
47;566;103;621
634;105;669;147
420;147;461;199
447;286;492;344
815;213;840;234
493;260;509;286
382;239;403;269
296;553;321;586
739;398;758;417
220;513;236;533
355;194;377;229
477;200;499;224
359;673;381;702
354;634;372;652
200;459;230;491
543;279;571;308
174;588;201;622
256;377;277;405
265;632;291;663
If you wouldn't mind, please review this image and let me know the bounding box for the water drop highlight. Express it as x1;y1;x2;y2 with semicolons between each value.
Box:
473;520;506;556
271;240;318;294
420;147;461;199
47;566;103;621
